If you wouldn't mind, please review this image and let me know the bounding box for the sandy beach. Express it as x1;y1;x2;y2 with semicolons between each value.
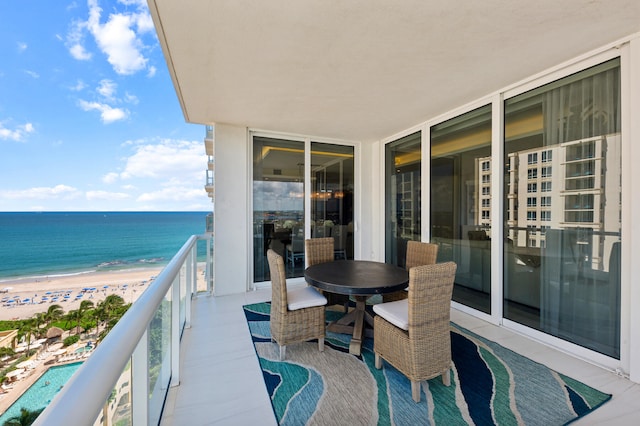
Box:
0;266;205;321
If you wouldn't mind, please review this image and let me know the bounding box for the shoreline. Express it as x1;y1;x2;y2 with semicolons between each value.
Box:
0;264;207;321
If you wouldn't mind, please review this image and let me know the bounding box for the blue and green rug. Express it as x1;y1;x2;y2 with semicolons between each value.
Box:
243;302;611;425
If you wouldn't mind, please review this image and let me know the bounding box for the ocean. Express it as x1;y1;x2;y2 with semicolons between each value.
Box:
0;212;210;280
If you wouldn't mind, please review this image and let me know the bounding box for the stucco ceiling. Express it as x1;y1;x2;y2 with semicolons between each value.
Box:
149;0;640;143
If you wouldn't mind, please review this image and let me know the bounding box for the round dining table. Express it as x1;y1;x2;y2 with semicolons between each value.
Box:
304;259;409;355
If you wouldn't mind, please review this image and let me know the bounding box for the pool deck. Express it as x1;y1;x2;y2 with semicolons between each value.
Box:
0;343;90;415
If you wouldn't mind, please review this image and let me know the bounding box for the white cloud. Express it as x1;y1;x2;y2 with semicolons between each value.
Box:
78;100;128;123
146;65;156;78
69;43;92;60
102;172;120;183
137;186;205;203
86;190;130;200
124;92;139;104
0;185;80;199
0;121;35;142
17;42;27;52
70;80;87;91
97;79;117;100
84;0;151;75
24;70;40;79
118;139;204;180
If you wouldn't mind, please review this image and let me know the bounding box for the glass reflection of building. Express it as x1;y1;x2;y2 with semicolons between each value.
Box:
426;58;620;359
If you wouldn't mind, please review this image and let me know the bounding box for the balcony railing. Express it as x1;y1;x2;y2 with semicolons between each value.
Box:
33;233;214;426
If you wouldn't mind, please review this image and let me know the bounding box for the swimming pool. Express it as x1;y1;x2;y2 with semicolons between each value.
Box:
0;362;82;422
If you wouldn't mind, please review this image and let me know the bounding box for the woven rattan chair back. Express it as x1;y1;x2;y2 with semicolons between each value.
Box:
267;249;326;360
405;240;438;270
305;237;334;267
305;237;351;312
374;261;457;402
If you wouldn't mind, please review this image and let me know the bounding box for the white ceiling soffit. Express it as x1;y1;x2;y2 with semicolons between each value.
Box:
149;0;640;143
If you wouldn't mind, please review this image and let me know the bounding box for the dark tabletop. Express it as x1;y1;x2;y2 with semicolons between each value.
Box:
304;260;409;296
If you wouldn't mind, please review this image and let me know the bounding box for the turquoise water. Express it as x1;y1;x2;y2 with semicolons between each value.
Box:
0;362;82;422
0;212;209;280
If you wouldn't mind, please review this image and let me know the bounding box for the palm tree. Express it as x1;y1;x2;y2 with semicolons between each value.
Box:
2;407;44;426
16;320;37;354
45;304;64;327
96;295;125;339
32;312;46;339
76;300;94;334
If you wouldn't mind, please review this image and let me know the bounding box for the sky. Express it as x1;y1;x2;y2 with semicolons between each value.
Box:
0;0;211;212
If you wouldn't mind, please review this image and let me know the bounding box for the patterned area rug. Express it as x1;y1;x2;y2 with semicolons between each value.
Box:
243;302;611;426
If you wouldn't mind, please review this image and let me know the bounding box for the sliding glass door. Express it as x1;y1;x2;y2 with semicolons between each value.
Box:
504;59;621;358
385;132;421;267
253;136;305;282
311;143;354;259
430;105;492;314
253;136;355;283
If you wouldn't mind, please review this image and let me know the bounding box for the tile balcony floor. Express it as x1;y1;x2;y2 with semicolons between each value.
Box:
160;288;640;425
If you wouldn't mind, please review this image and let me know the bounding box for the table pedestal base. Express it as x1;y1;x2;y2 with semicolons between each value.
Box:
326;296;374;356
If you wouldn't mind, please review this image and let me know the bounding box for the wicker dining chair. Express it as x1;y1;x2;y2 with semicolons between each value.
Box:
305;237;350;312
267;249;327;360
384;240;439;302
373;261;457;402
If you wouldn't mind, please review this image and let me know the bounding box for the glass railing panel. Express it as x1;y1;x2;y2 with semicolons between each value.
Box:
148;285;172;425
93;360;133;425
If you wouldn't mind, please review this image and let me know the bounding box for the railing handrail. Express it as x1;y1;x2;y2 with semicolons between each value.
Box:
33;234;204;426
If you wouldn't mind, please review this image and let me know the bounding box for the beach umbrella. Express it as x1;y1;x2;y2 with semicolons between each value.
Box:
46;327;64;339
45;291;52;295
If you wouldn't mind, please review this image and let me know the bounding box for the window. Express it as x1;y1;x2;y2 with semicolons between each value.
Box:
431;104;492;314
527;183;537;193
504;58;621;358
528;153;538;164
527;197;537;207
386;132;421;267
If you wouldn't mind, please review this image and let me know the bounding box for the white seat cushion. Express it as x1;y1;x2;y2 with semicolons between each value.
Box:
287;286;328;310
373;299;409;330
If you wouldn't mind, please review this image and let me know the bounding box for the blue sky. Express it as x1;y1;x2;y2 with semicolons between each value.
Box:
0;0;211;211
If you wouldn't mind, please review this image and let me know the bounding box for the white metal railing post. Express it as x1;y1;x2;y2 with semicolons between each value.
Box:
207;235;213;294
185;248;193;328
171;270;182;387
132;329;149;425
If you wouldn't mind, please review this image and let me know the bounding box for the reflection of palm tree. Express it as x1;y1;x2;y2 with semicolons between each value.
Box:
2;407;44;426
